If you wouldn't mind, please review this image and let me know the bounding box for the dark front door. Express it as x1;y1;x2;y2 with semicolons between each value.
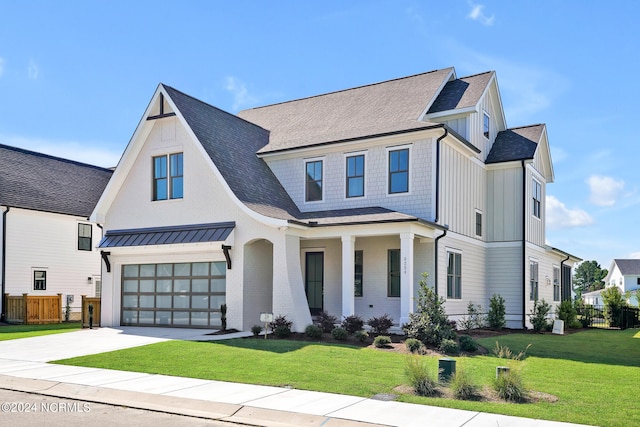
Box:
305;252;324;315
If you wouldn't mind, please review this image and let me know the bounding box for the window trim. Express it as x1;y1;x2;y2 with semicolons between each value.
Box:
530;259;539;301
483;111;490;140
153;152;184;201
532;179;542;219
78;223;92;251
474;210;483;238
446;250;462;299
33;269;47;291
345;153;366;199
354;250;363;297
304;158;324;203
387;145;411;195
387;249;401;297
553;265;560;302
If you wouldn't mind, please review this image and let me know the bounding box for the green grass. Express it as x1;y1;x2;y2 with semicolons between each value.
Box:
0;322;82;341
54;329;640;427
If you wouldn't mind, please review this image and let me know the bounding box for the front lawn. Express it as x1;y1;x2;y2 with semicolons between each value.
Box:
0;322;82;341
54;328;640;427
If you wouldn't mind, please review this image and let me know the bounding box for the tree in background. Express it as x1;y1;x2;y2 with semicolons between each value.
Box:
573;260;608;297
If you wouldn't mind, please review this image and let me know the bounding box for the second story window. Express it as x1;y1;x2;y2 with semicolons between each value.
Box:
483;112;490;139
346;155;364;198
388;148;409;194
153;153;183;201
532;179;541;218
305;160;323;202
78;223;92;251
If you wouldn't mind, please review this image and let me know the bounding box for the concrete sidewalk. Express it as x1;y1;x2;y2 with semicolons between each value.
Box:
0;327;594;427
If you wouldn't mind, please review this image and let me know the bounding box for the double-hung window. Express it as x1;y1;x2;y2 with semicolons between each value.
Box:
475;210;482;237
354;250;363;297
346;155;365;198
34;270;47;290
153;153;183;201
305;160;323;202
553;266;560;302
387;249;400;297
447;251;462;299
532;179;541;218
78;223;92;251
483;112;490;139
388;148;409;194
530;260;539;300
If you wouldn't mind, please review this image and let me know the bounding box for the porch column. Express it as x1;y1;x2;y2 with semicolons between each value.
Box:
400;232;414;325
341;235;355;318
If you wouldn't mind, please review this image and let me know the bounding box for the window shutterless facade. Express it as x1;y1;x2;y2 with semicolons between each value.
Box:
354;250;363;297
346;155;365;198
34;270;47;290
388;148;409;194
447;251;462;299
305;160;323;202
483;112;490;139
78;223;92;251
387;249;400;297
153;153;183;201
475;211;482;237
553;266;560;302
532;179;541;218
530;260;539;300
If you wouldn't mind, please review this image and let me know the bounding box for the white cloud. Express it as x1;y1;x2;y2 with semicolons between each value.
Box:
545;195;593;229
628;252;640;259
224;76;259;111
0;57;5;77
587;175;625;207
0;134;121;168
28;58;39;80
467;2;495;26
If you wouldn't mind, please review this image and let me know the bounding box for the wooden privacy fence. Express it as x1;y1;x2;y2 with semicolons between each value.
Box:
4;293;62;324
81;295;101;328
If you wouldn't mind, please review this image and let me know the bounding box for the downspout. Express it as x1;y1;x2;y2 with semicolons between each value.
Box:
432;127;448;295
1;206;10;322
521;160;527;329
560;253;570;302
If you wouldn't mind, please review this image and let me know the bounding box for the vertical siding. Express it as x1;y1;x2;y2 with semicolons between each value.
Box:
487;167;522;242
526;165;545;247
487;244;523;328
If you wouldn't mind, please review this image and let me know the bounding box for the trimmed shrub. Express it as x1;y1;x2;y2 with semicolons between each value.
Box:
331;327;348;340
305;324;323;340
316;310;338;333
341;315;364;335
459;335;478;353
487;294;506;330
270;315;292;338
367;314;394;335
493;368;527;402
405;355;438;397
602;287;628;328
439;338;459;355
405;338;423;353
529;299;551;333
458;302;486;332
251;324;262;337
374;335;392;348
450;366;479;400
557;300;581;329
354;329;369;342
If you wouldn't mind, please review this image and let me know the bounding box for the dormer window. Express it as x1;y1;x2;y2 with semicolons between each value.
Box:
153;153;183;201
305;159;323;202
483;112;490;139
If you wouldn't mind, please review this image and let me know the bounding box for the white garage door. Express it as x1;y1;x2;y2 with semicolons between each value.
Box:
121;261;226;328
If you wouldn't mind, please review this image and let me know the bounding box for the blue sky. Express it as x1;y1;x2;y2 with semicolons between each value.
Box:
1;1;638;269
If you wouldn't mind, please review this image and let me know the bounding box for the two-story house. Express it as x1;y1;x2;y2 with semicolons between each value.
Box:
0;144;113;321
602;259;640;306
91;67;580;332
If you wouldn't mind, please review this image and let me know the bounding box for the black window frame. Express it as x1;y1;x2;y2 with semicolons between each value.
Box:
475;211;482;237
78;223;92;251
483;112;490;139
387;249;400;297
553;266;560;302
33;270;47;291
447;251;462;299
530;260;539;300
388;148;409;194
170;152;184;199
346;155;365;198
305;160;323;202
153;152;183;201
532;179;542;218
354;250;363;297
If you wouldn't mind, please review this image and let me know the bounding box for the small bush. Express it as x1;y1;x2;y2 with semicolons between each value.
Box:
367;314;394;335
602;287;628;328
529;299;551;333
405;355;438;397
251;325;262;337
487;294;506;330
459;335;478;353
575;300;593;328
270;315;292;338
556;300;580;328
374;335;392;348
331;327;348;340
305;324;323;339
458;302;486;332
439;338;459;355
405;338;423;353
354;329;369;342
493;368;527;402
316;310;338;333
492;342;531;360
341;315;365;335
450;367;479;400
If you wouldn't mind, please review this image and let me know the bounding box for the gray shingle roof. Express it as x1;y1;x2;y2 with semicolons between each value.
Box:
485;124;545;164
614;259;640;275
237;68;454;154
428;72;494;113
0;144;113;217
162;85;302;221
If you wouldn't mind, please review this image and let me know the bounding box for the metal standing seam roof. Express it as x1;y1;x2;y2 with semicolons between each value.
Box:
98;222;235;248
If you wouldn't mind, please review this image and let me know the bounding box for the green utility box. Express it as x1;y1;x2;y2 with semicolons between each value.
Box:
438;357;456;382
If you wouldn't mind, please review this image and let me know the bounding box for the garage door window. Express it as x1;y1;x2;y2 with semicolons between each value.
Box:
121;262;226;328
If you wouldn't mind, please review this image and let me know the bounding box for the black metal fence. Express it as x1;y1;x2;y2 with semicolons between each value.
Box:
575;305;640;330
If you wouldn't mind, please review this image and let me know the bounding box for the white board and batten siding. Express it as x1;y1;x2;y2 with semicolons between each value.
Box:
487;243;523;328
3;208;102;313
487;167;523;242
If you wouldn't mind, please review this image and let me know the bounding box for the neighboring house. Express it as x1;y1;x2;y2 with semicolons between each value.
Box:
582;289;604;306
0;144;113;321
91;67;580;332
602;259;640;306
